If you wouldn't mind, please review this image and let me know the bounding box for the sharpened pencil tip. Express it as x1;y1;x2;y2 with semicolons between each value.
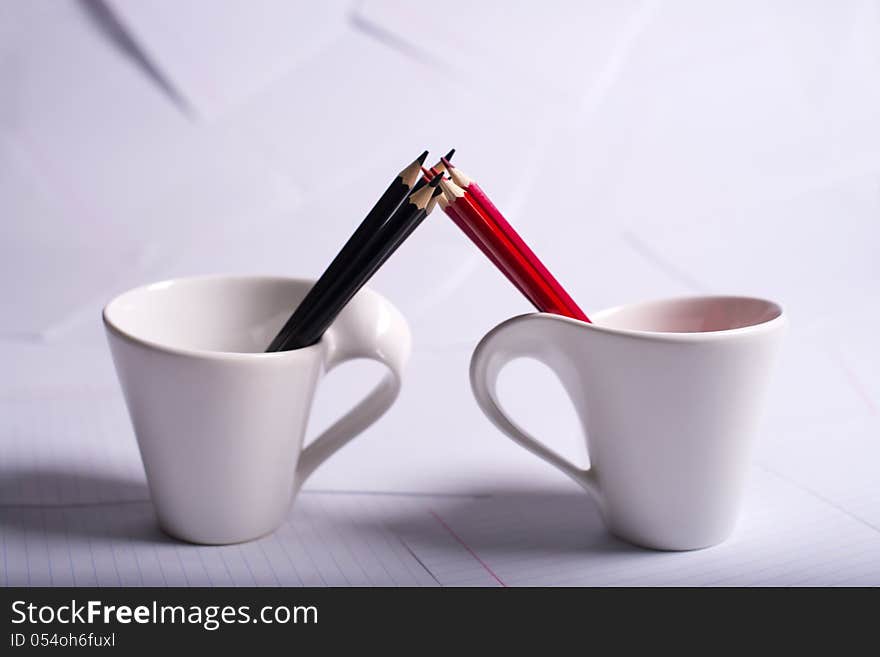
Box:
417;150;429;165
444;148;455;161
429;174;444;187
440;156;453;170
420;166;431;177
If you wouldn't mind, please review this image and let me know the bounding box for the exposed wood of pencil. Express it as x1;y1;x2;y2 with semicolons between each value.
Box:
444;161;589;322
421;165;444;180
371;179;444;272
274;178;444;350
267;150;427;352
426;190;443;215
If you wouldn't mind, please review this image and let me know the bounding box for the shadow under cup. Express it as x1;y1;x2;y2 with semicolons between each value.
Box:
103;276;410;545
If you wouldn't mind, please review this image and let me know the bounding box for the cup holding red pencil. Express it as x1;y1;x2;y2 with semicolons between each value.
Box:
470;296;786;550
433;160;787;550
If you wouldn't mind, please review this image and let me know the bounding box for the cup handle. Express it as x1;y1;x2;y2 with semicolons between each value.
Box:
469;314;599;500
294;295;411;488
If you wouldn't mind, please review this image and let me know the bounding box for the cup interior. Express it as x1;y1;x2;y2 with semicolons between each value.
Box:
592;296;782;334
103;276;313;354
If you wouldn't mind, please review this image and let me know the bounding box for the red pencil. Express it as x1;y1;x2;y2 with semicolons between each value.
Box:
441;159;589;322
431;176;533;301
438;178;582;318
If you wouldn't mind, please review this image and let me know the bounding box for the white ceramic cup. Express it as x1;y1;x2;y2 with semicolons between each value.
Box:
470;296;785;551
103;275;411;545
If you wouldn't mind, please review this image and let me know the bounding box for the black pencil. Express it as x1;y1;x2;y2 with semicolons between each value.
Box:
413;148;455;192
267;150;427;352
273;176;445;350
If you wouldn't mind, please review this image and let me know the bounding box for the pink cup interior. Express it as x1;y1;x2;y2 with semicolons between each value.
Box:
593;296;782;333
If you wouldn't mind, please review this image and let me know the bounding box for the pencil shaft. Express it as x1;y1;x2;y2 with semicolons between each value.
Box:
448;195;566;314
267;176;410;352
442;203;533;300
465;182;589;322
275;201;431;350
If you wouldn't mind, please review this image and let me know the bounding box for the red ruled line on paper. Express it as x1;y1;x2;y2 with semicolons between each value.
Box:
836;353;878;416
428;510;506;587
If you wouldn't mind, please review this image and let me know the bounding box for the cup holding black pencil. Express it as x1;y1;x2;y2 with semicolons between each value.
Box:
102;150;449;544
104;275;411;544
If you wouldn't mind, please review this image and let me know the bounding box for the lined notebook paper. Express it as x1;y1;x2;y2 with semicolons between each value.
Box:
0;494;444;587
2;355;880;587
4;471;880;587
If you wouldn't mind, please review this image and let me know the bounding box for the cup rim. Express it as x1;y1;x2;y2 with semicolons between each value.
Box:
532;294;786;342
102;274;382;361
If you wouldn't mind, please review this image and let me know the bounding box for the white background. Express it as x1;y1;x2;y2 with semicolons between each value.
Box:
1;0;878;586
